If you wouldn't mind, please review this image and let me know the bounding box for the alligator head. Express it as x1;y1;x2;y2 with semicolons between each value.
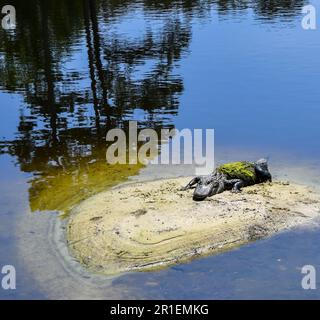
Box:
255;158;272;183
193;175;224;201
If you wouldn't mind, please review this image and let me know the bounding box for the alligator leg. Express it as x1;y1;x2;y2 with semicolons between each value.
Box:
224;179;244;193
209;180;225;196
232;179;245;193
180;176;201;191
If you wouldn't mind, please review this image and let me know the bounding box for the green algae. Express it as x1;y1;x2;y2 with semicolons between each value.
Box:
29;160;144;217
217;161;256;183
26;133;168;217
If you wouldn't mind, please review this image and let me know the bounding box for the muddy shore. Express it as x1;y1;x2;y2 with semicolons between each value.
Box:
67;178;320;275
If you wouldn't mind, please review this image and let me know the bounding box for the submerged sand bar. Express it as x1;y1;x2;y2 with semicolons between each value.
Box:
67;178;320;275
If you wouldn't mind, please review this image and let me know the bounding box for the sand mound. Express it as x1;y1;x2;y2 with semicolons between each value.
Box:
67;178;320;275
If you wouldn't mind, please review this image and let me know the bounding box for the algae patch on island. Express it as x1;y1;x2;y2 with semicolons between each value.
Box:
217;161;256;182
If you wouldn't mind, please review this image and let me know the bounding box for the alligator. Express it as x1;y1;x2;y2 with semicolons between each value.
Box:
181;159;272;201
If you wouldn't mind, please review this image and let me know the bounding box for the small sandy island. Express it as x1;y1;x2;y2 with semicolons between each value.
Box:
67;178;320;275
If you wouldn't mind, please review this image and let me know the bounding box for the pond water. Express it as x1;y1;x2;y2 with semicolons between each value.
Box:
1;0;320;299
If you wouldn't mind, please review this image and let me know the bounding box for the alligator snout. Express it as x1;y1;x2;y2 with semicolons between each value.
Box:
193;181;218;201
193;193;208;201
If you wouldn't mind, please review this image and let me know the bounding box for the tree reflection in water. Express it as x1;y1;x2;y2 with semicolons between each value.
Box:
0;0;306;213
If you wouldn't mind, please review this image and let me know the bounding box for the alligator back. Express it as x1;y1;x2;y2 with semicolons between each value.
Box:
217;161;256;184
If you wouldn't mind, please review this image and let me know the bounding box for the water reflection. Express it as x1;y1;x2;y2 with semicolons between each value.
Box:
212;0;305;18
0;0;308;214
0;0;197;212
